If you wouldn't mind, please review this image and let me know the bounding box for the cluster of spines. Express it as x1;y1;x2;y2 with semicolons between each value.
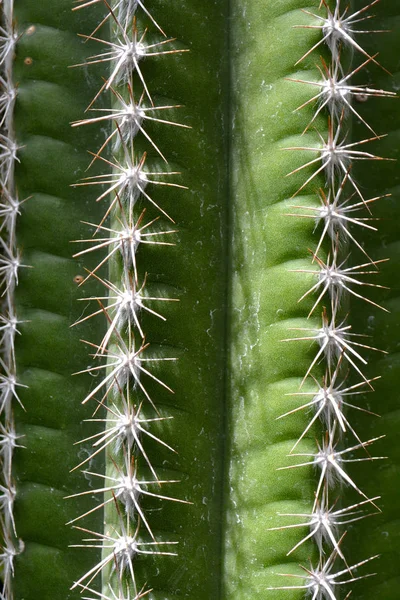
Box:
69;1;188;598
270;1;394;598
0;2;25;598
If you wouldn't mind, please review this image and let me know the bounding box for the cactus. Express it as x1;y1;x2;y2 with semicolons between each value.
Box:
1;0;399;599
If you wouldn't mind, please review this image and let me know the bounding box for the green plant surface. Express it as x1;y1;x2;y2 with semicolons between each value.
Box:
99;1;232;597
10;3;109;598
340;3;400;599
11;1;230;598
224;3;328;598
1;0;399;599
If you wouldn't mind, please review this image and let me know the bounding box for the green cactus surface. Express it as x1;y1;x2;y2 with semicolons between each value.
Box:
0;1;399;600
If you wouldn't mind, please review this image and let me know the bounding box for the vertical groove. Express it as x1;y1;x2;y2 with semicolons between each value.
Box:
219;0;233;597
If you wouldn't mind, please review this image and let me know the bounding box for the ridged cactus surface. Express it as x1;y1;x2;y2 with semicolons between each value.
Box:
0;1;399;599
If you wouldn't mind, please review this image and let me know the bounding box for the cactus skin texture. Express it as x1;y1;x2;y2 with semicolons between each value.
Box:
8;2;109;599
0;1;398;600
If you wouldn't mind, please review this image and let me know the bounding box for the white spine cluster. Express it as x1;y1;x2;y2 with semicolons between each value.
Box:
71;2;188;598
0;2;25;598
271;1;394;598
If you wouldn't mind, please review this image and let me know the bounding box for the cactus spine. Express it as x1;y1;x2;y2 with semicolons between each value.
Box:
0;2;23;597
